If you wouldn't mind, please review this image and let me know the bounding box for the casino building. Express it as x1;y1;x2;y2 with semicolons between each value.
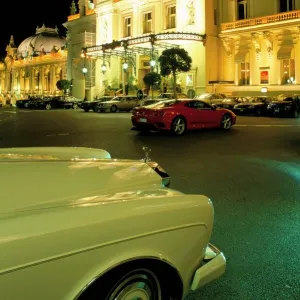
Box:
64;0;217;100
217;0;300;96
0;25;67;104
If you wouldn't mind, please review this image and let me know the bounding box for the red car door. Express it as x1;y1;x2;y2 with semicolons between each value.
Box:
193;101;217;128
184;100;216;129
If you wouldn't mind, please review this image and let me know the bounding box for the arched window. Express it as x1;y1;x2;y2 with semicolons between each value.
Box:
36;72;40;90
47;72;51;91
279;0;295;12
281;50;295;84
237;0;248;20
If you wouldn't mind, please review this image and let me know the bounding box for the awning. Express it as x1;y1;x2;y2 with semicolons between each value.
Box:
277;46;293;60
234;51;248;63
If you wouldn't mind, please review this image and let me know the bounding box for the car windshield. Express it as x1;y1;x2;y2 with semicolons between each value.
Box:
145;100;180;108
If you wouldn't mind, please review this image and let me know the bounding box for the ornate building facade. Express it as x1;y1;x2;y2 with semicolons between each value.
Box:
0;25;67;104
217;0;300;96
64;0;218;100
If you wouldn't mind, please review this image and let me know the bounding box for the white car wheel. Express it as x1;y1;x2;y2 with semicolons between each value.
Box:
73;103;78;109
171;117;186;135
45;103;51;110
221;114;232;130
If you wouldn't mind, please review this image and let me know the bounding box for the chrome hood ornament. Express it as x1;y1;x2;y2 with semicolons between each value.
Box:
142;146;151;162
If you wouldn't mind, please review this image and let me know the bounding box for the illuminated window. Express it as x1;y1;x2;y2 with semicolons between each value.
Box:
239;63;250;85
237;0;248;20
143;12;152;34
281;59;295;84
166;5;176;29
279;0;295;12
124;16;131;37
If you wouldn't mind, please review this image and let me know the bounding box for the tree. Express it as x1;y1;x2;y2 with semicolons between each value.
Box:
143;72;162;99
158;48;192;99
56;79;71;95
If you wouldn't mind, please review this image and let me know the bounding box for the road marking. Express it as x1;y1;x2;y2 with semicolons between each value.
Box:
235;124;300;127
4;111;17;114
0;115;13;122
46;133;70;137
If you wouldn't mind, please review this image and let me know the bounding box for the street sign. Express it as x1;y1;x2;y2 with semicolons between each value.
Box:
137;89;144;100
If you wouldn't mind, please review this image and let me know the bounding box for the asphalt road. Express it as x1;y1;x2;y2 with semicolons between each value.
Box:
1;107;300;300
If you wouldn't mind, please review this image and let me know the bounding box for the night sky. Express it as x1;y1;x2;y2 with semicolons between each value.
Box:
0;0;71;59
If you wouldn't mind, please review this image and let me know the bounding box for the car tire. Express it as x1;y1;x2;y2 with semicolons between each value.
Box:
45;103;51;110
293;109;298;118
220;114;232;130
84;108;89;112
79;268;162;300
24;102;29;108
171;116;186;136
73;103;78;109
110;105;118;113
256;108;261;116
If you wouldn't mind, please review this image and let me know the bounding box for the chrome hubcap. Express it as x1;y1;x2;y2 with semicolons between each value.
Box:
222;116;231;129
174;118;185;134
109;274;157;300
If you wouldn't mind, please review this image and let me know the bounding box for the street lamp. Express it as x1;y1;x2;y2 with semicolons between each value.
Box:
101;64;107;74
123;62;128;71
82;67;88;101
150;59;156;68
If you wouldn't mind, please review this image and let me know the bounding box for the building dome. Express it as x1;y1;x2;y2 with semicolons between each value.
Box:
17;25;66;58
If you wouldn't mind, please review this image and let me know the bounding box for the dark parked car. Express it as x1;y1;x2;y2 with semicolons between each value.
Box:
81;96;114;112
233;96;272;116
267;94;300;118
34;96;83;110
16;97;34;108
212;96;248;111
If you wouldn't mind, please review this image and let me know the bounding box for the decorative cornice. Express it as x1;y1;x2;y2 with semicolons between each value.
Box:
221;37;235;62
263;31;274;57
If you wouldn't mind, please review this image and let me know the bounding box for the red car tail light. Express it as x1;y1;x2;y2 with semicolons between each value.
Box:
154;110;165;117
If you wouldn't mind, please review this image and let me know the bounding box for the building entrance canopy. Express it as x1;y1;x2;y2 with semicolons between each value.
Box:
83;32;206;59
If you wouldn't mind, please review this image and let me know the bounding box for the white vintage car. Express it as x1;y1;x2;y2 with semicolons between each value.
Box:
0;146;226;300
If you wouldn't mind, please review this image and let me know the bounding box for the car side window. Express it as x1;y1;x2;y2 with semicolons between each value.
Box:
186;101;211;109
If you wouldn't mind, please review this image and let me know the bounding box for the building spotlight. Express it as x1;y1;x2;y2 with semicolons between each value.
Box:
101;64;107;74
82;67;88;74
123;62;128;71
150;59;156;67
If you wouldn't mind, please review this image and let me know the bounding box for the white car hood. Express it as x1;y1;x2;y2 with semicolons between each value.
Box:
0;147;170;215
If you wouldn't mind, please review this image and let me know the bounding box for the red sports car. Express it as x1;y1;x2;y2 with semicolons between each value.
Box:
131;99;237;135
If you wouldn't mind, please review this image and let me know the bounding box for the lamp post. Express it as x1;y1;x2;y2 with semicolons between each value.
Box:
82;67;88;101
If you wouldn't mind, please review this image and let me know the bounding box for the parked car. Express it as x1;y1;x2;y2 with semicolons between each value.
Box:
233;96;272;116
212;96;248;111
0;99;2;107
132;99;236;135
146;92;188;100
16;97;34;108
0;146;226;300
267;94;300;118
81;96;114;112
96;95;141;112
194;93;227;105
34;95;83;110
